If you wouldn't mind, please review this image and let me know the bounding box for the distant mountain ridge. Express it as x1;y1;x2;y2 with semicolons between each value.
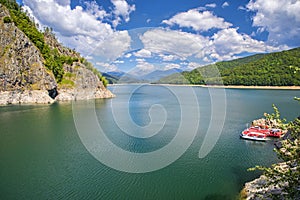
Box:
141;68;183;81
158;47;300;86
103;68;183;83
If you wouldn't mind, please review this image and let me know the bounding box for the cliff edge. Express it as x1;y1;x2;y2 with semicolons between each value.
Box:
0;3;114;105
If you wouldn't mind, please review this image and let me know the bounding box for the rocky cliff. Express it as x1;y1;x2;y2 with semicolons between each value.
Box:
0;3;114;105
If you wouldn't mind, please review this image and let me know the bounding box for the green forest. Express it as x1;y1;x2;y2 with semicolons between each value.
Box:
158;47;300;86
0;0;108;87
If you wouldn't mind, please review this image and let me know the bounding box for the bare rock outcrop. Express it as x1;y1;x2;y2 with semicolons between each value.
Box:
0;3;114;105
56;62;115;101
0;4;57;92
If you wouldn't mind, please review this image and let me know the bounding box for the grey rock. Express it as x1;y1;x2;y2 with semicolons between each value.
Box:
0;4;57;92
0;3;114;105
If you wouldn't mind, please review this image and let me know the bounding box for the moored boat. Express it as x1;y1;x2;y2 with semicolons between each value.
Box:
240;127;269;141
240;131;268;141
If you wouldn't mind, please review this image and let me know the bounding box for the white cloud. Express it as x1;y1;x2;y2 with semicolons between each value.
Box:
162;9;232;32
140;29;209;59
247;0;300;46
205;3;217;8
139;28;282;64
207;28;283;60
135;58;146;63
164;63;181;70
160;54;179;61
84;1;108;20
92;31;131;61
129;61;156;76
140;26;284;65
111;0;135;26
114;60;124;64
85;55;94;60
124;53;132;58
96;62;118;72
133;49;152;58
222;2;229;8
22;0;131;62
238;6;246;10
23;0;112;38
186;62;202;71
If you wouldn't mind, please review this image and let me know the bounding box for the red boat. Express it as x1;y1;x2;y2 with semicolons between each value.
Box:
240;130;268;141
240;126;283;141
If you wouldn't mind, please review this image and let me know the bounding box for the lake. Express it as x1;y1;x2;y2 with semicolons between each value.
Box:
0;85;299;199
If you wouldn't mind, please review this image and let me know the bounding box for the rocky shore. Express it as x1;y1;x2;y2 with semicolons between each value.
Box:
0;88;115;105
0;90;54;105
242;163;288;200
241;115;300;199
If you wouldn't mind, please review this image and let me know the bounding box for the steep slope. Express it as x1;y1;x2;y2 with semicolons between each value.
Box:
43;31;114;100
0;3;56;104
0;2;114;104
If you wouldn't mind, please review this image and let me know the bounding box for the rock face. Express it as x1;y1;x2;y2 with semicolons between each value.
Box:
56;62;115;101
244;174;284;200
0;4;114;105
0;4;57;92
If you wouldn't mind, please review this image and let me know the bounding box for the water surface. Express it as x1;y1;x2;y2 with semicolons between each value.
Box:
0;85;299;199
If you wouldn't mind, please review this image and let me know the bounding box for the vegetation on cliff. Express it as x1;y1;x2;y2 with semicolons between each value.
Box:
246;98;300;199
0;0;108;87
158;47;300;86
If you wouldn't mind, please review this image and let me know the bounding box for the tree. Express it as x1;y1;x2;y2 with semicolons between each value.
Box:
249;97;300;199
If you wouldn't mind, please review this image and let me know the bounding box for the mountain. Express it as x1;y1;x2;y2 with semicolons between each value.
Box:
158;48;300;86
0;1;114;105
142;68;183;82
102;71;145;84
103;68;184;83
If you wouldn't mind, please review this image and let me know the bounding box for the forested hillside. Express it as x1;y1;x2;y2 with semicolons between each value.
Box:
158;47;300;86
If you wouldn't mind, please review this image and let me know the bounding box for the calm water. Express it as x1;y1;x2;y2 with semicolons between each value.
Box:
0;85;299;200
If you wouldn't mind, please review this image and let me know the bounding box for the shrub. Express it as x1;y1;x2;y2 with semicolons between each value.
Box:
3;16;12;23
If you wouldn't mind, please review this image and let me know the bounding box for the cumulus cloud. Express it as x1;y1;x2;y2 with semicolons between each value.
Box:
96;62;119;72
164;63;181;70
129;60;156;76
23;0;112;38
160;54;179;61
207;28;282;60
111;0;135;26
140;29;209;59
22;0;132;63
133;49;152;58
162;9;232;32
140;28;282;64
247;0;300;46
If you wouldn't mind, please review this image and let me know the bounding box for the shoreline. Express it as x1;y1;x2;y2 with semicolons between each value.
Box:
109;83;300;90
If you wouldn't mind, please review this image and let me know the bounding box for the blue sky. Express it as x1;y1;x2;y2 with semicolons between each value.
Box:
18;0;300;75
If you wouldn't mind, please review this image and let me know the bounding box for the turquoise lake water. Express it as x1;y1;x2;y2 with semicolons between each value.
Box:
0;85;299;199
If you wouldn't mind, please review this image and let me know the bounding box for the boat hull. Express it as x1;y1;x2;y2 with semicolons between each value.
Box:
240;133;268;141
